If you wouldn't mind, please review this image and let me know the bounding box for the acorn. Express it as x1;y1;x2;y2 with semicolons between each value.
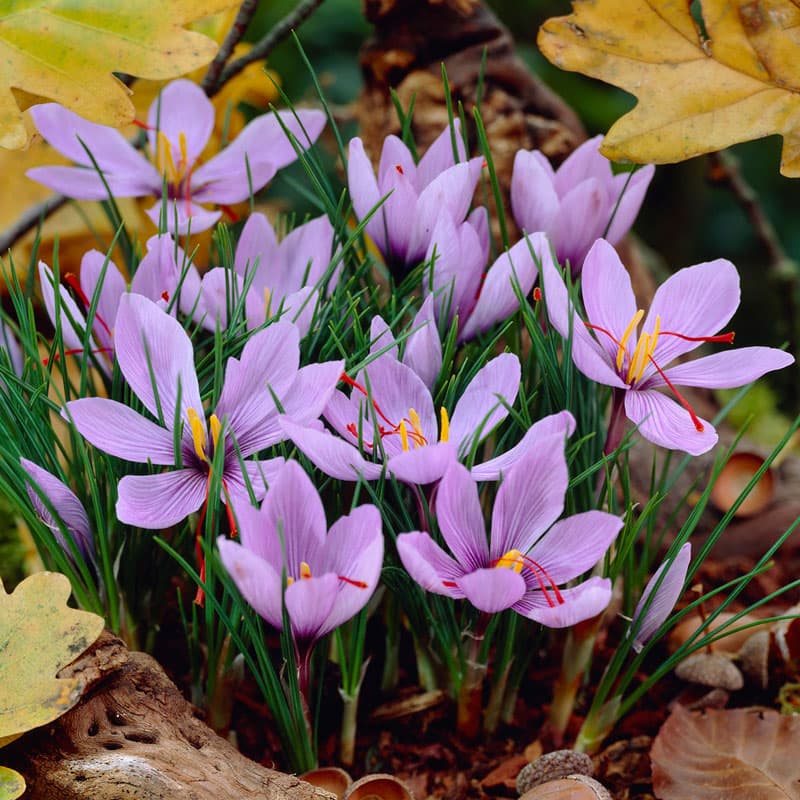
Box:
342;773;414;800
301;767;353;799
739;630;772;690
519;775;612;800
516;750;594;795
710;452;775;517
674;652;744;691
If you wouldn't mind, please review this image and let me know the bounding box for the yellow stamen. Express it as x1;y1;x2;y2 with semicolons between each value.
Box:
286;576;294;586
156;130;179;184
399;419;410;452
263;287;272;320
495;549;524;573
209;414;222;451
647;314;661;360
616;309;644;370
439;407;450;443
178;131;189;172
300;561;312;580
187;407;207;462
627;332;650;384
408;408;425;448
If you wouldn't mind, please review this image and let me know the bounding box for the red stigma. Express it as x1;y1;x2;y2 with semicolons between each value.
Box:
161;291;170;302
533;287;542;302
63;273;113;338
131;119;152;130
395;164;404;175
338;576;368;589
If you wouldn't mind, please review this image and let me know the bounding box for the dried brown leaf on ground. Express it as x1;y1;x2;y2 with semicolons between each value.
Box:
538;0;800;176
651;705;800;799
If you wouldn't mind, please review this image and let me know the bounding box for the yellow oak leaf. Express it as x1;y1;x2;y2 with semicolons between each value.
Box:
0;766;25;800
538;0;800;176
0;572;103;748
0;0;239;150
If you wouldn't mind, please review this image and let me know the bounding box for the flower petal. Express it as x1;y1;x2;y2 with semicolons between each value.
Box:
116;469;207;528
624;388;717;455
386;441;458;485
415;120;466;188
456;568;527;613
63;398;176;464
396;532;466;598
39;261;88;352
144;199;221;236
605;165;655;245
285;573;339;643
78;250;126;353
554;136;609;195
403;295;442;390
511;149;559;236
513;576;612;627
235;212;278;290
348;137;386;252
553;178;607;270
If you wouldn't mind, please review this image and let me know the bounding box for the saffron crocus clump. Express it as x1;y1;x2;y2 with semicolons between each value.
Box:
511;136;654;273
20;458;94;563
218;460;383;650
200;211;336;336
396;440;622;625
63;294;343;528
542;238;795;455
28;80;326;235
348;120;483;277
629;543;691;653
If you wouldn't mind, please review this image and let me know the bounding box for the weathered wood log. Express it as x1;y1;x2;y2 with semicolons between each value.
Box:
4;631;332;800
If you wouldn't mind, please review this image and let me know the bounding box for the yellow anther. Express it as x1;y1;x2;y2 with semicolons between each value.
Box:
439;407;450;443
495;549;524;573
178;131;189;172
263;287;272;320
300;561;312;580
156;130;179;184
408;408;426;448
616;309;644;370
399;419;410;452
627;332;650;384
209;414;222;451
187;407;207;462
286;576;294;586
647;314;661;360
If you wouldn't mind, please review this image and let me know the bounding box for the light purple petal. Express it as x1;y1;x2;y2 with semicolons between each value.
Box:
527;510;622;584
386;441;458;485
281;360;346;429
470;410;576;481
146;80;213;170
379;162;418;263
114;293;202;427
396;532;467;598
348;137;386;253
645;259;740;366
218;537;283;630
605;165;655;245
449;353;520;457
630;542;691;652
198;267;247;331
277;214;335;295
581;239;639;364
553;178;607;269
369;315;398;362
280;417;384;481
489;436;569;560
511;149;559;236
540;250;627;388
651;347;795;390
377;135;416;187
144;199;222;236
624;388;717;455
456;568;527;613
244;458;286;501
63;398;176;464
415;120;466;188
554;136;609;196
235;212;278;290
116;469;207;528
79;250;126;353
192;109;326;204
434;461;490;570
39;261;87;352
403;295;442;390
513;576;612;627
285;573;339;643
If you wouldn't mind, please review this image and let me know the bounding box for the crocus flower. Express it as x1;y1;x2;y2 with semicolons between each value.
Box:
218;460;383;646
28;80;326;235
282;348;575;486
542;239;795;455
629;543;691;652
63;294;343;528
348;120;484;276
511;135;654;273
199;212;336;336
0;320;23;378
20;457;94;563
397;445;622;626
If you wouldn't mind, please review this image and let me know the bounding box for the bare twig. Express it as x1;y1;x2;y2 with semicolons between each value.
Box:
201;0;261;96
211;0;329;96
0;193;68;256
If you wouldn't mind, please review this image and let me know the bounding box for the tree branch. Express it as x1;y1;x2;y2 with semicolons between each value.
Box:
0;193;68;256
201;0;261;96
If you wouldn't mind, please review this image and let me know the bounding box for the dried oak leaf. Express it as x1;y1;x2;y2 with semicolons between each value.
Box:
0;0;238;150
651;705;800;799
0;572;103;748
538;0;800;176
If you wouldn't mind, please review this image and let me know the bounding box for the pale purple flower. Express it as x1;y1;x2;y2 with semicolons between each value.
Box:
348;120;483;276
511;136;654;273
28;80;326;235
1;320;23;377
397;446;622;626
62;294;343;528
542;238;795;455
199;212;336;336
281;347;575;486
218;460;383;645
20;457;94;563
629;543;691;652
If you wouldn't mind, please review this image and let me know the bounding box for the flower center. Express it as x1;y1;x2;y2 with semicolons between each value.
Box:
186;407;222;464
285;560;368;589
492;549;565;608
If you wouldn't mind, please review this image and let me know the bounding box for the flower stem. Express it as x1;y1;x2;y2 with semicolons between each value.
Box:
456;613;490;740
603;387;627;456
339;686;361;767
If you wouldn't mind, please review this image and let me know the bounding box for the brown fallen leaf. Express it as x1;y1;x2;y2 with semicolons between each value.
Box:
538;0;800;176
651;705;800;799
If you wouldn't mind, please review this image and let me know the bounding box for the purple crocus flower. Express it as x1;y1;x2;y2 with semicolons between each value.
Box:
542;239;795;455
397;446;622;626
282;347;575;486
62;294;343;528
199;212;336;336
511;135;655;273
0;321;22;377
20;457;94;563
348;120;483;276
629;543;691;652
28;80;326;235
218;460;383;646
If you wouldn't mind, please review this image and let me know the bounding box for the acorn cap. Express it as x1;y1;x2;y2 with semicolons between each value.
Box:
516;750;594;795
674;652;744;690
518;775;612;800
342;774;414;800
301;767;353;799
